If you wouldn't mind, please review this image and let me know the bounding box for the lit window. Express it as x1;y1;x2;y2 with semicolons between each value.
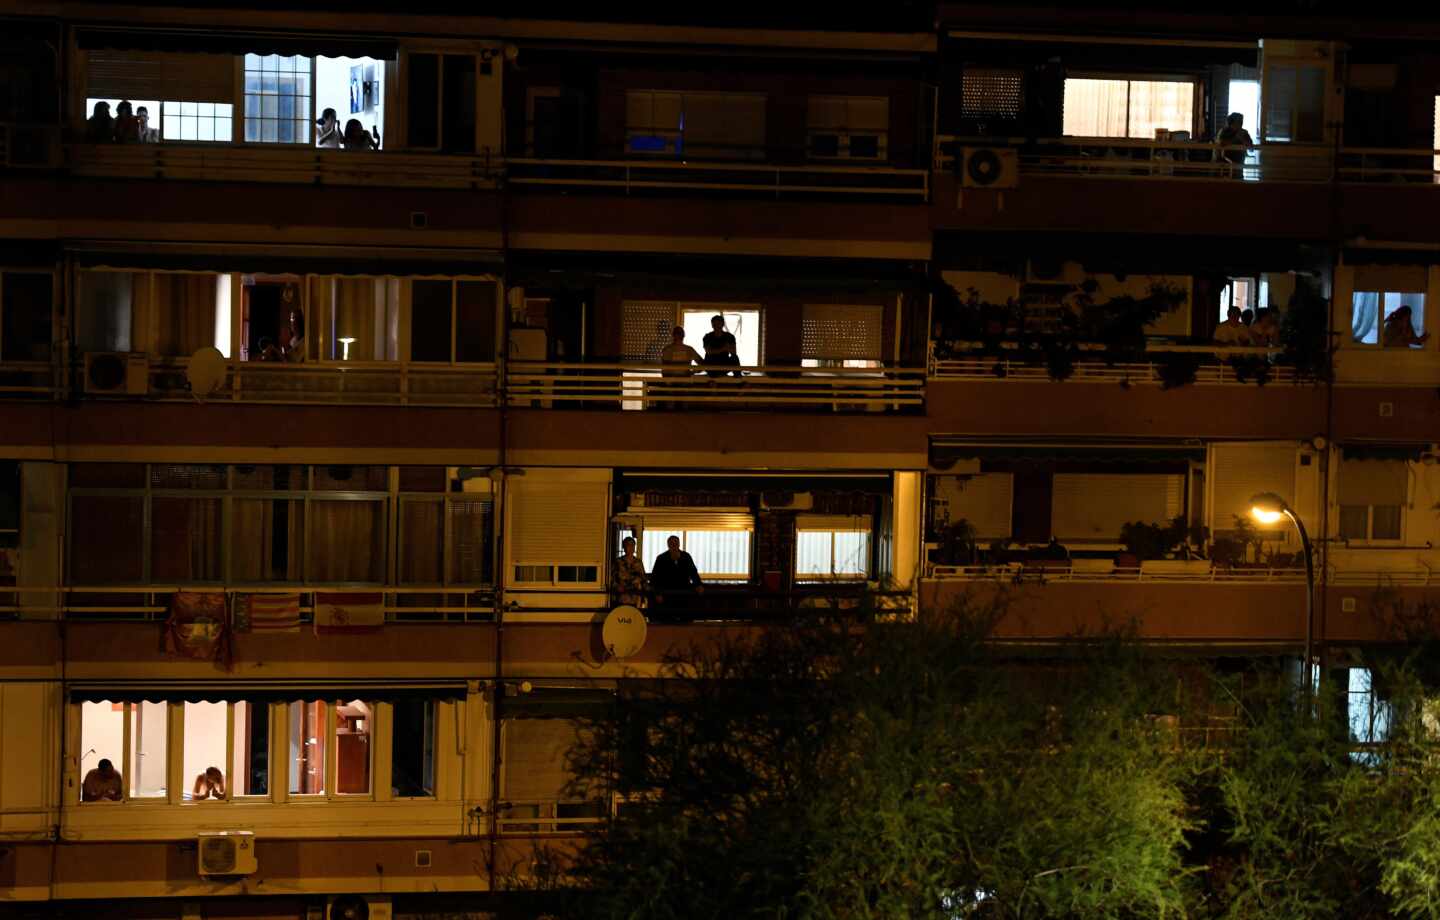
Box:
287;699;372;797
1062;77;1194;139
244;54;313;144
85;98;232;144
1348;668;1392;759
78;700;168;801
178;700;269;801
1351;291;1425;347
641;529;751;581
796;529;872;581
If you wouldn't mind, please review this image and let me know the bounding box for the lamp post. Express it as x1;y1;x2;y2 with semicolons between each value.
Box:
1251;492;1315;696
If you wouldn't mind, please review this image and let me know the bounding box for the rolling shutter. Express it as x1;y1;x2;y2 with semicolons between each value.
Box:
502;718;578;800
86;50;235;103
802;303;883;361
1210;443;1296;533
507;480;607;568
935;473;1012;539
1338;458;1407;507
1051;474;1183;542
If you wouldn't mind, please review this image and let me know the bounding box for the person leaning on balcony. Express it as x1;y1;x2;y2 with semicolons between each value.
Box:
702;314;741;377
1214;306;1253;345
1217;112;1252;171
316;108;342;148
135;106;159;143
113;100;140;144
1250;308;1281;347
192;766;226;800
84;101;113;143
613;536;649;609
1383;305;1430;348
82;758;123;801
652;535;704;622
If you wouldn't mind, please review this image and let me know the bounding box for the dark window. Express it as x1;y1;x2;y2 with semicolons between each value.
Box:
455;281;495;362
0;462;18;550
70;495;145;583
1;273;53;362
410;280;453;362
390;699;436;797
406;53;440;149
441;56;477;154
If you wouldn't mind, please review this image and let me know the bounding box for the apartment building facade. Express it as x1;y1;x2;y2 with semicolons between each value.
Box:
1;1;1438;916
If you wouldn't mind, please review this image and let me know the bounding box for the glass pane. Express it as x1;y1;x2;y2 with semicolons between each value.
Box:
410;280;453;362
1;273;53;362
391;700;436;797
1062;78;1129;137
231;498;304;582
407;53;440;148
183;701;228;800
1382;292;1426;348
79;701;126;801
449;499;494;584
400;500;444;584
150;497;223;582
70;495;144;583
642;529;751;579
232;701;269;796
455;281;496;362
1126;80;1194;139
336;699;372;795
1338;505;1370;541
441;55;477;154
1351;292;1381;345
129;701;168;798
308;501;386;582
288;700;326;795
1372;505;1402;541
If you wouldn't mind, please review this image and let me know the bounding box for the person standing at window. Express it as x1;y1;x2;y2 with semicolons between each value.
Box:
316;108;342;148
1383;305;1429;348
651;534;703;622
84;101;113;143
192;766;226;800
113;100;140;144
135;106;159;143
343;119;379;151
613;536;648;610
1217;112;1252;173
702;314;741;377
82;758;123;801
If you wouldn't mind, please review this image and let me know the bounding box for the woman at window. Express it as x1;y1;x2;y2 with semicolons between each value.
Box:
343;119;379;151
192;766;226;800
1383;305;1429;348
613;536;648;609
702;314;740;377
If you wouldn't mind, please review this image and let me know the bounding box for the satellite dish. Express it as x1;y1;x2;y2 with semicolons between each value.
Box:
186;347;228;399
602;605;647;660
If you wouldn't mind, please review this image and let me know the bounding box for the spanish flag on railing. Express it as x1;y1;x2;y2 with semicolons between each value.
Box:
313;592;385;634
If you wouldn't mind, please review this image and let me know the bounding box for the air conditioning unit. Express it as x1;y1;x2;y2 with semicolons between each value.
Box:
328;894;392;920
84;352;149;395
197;831;257;877
761;491;815;511
959;147;1019;189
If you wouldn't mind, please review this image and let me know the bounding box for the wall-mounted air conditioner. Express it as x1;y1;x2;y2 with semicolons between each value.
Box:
196;831;257;877
84;352;149;395
327;894;393;920
959;147;1018;189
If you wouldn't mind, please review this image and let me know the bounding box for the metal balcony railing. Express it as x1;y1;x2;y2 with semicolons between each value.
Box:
926;562;1440;586
0;585;494;622
928;342;1295;385
145;357;499;407
506;361;925;412
507;156;930;200
66;143;502;188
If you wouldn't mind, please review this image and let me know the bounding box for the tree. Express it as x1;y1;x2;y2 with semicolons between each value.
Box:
552;602;1199;919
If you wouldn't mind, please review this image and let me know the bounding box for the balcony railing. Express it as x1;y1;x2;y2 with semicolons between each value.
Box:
1;585;494;622
146;357;499;407
506;361;926;412
0;360;61;397
928;562;1440;586
929;343;1296;385
507;157;930;200
496;798;608;835
66;143;502;189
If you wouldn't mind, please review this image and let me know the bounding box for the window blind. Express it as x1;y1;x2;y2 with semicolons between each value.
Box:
621;300;677;362
934;473;1012;539
1338;458;1407;507
1210;443;1295;533
1051;474;1183;542
87;50;235;103
801;303;883;361
508;482;606;568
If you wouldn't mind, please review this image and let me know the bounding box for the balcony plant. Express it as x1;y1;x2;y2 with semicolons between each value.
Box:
1119;516;1210;561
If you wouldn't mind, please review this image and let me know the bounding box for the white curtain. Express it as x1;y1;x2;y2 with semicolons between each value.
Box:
1063;78;1193;139
1127;81;1194;139
1063;79;1128;137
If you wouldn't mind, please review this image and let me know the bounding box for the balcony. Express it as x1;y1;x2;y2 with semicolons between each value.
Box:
930;342;1297;386
148;356;499;407
3;585;494;622
508;157;929;201
505;361;925;413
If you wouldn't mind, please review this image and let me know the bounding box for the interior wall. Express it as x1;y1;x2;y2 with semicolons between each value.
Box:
315;56;386;147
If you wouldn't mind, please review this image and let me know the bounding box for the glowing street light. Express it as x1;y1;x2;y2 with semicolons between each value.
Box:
1250;492;1315;696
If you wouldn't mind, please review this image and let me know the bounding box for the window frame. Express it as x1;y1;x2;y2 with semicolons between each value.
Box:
794;526;873;583
1061;72;1200;140
1337;503;1404;546
805;94;890;161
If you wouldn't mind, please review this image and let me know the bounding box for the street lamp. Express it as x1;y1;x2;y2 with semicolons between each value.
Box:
1250;492;1315;696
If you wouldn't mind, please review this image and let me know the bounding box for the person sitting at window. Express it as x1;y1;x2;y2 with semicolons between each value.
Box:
82;758;123;801
84;101;113;143
343;119;379;151
613;536;648;609
1250;308;1281;347
651;535;703;622
1383;305;1429;348
702;314;741;377
282;304;307;363
1214;306;1253;345
316;108;342;148
113;100;140;144
192;766;226;800
1217;112;1252;170
656;326;702;409
135;106;159;143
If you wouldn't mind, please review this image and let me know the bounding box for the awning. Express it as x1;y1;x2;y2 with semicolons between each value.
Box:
618;472;894;495
1340;442;1428;462
71;244;502;277
931;439;1203;470
68;678;467;704
76;27;398;60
